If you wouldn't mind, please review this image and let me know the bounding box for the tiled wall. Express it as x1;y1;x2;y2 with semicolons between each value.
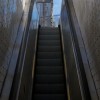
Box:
72;0;100;98
0;0;31;93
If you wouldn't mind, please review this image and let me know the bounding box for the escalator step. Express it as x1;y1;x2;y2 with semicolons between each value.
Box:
33;94;66;100
38;40;60;46
39;35;60;40
40;31;59;35
36;66;63;74
35;75;64;84
38;46;61;52
37;52;62;59
37;59;63;66
32;28;67;100
40;29;59;33
34;84;65;94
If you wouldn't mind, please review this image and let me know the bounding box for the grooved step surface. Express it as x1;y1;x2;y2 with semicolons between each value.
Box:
39;35;60;40
37;59;63;66
40;30;59;34
38;46;61;52
35;75;64;84
36;66;63;74
32;28;67;100
34;84;65;94
38;40;60;46
37;52;62;59
40;32;59;35
33;94;66;100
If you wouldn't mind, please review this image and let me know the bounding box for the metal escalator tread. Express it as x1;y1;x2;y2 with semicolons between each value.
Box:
37;52;62;59
34;84;65;94
38;46;61;52
38;40;60;46
39;31;59;35
35;74;64;84
36;66;64;74
34;94;66;100
37;59;63;66
39;35;60;40
32;28;67;100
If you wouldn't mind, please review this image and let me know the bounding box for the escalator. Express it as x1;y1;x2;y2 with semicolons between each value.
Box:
32;27;67;100
1;0;97;99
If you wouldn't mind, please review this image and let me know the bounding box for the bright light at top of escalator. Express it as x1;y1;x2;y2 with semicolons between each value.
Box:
53;0;62;15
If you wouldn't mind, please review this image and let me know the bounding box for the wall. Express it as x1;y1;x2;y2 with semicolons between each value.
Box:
72;0;100;98
0;0;31;95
